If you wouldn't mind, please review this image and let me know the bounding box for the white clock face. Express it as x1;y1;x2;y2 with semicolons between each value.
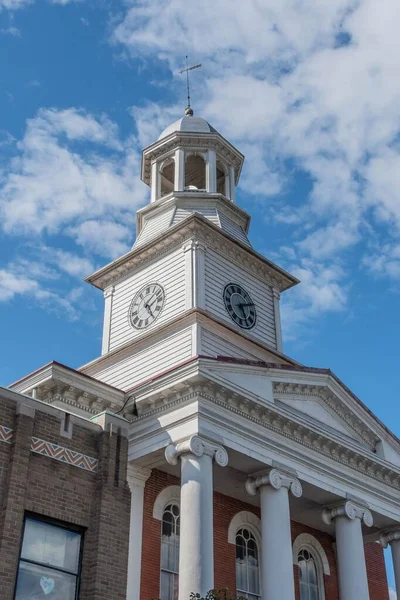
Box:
223;283;257;329
129;283;165;330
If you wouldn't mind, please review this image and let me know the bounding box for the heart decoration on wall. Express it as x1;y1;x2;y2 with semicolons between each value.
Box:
40;577;55;595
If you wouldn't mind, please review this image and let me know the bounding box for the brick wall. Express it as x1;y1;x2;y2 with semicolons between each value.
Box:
141;469;390;600
0;395;131;600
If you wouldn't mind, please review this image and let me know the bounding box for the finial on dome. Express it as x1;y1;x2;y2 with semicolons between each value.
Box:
179;56;201;118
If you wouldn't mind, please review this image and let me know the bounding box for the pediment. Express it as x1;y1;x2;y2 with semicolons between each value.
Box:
199;361;384;451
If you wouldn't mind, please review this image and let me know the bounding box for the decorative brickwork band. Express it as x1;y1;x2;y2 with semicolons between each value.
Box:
379;529;400;549
31;437;98;472
0;425;13;444
245;468;303;498
322;500;373;527
165;435;228;467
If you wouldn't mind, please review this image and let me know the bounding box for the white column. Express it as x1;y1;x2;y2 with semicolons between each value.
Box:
126;465;152;600
246;469;302;600
207;149;217;193
323;501;373;600
150;161;158;203
272;287;283;353
101;285;114;355
165;435;228;600
182;240;206;310
175;148;185;191
380;530;400;595
229;166;236;202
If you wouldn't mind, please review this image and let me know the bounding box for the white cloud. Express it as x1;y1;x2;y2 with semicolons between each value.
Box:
0;0;81;8
363;244;400;280
0;108;147;236
389;588;397;600
68;220;132;259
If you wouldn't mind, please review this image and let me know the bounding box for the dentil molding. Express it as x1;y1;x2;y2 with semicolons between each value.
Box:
246;468;303;498
165;434;228;467
322;500;373;527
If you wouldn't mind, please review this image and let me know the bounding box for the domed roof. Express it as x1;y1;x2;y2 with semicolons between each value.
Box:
158;111;217;140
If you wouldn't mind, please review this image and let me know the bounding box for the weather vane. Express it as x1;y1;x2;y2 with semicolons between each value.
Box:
179;55;202;115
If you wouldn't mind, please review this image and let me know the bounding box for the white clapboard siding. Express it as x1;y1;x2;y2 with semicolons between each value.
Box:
91;327;193;390
109;248;186;351
171;206;220;227
218;211;252;248
204;249;277;348
201;329;261;360
134;207;175;248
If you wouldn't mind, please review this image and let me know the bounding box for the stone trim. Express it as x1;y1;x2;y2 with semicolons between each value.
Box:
246;468;303;498
0;425;13;444
379;529;400;549
30;437;98;472
322;501;373;527
152;485;181;521
227;511;261;546
293;533;330;576
165;435;228;467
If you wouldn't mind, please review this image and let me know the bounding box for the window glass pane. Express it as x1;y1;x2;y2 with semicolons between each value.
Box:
299;582;310;600
160;570;173;600
307;560;318;585
15;561;77;600
21;519;81;574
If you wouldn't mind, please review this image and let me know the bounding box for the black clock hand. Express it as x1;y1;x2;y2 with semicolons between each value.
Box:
144;303;154;318
238;303;254;308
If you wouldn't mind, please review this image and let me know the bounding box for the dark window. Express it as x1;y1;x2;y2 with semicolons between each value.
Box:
160;504;180;600
14;517;83;600
298;549;320;600
235;528;260;600
185;154;206;190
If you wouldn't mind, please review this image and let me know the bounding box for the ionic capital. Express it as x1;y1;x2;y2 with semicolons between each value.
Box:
165;435;228;467
322;501;373;527
379;530;400;549
245;468;303;498
126;464;152;491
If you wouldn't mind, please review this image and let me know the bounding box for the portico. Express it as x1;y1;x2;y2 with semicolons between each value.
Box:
124;356;400;600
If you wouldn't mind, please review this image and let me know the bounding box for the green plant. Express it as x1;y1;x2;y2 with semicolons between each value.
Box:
190;589;245;600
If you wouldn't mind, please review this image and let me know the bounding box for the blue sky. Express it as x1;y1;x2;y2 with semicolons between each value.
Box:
0;0;399;593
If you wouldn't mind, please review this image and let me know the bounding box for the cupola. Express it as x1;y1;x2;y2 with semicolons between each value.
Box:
136;109;249;249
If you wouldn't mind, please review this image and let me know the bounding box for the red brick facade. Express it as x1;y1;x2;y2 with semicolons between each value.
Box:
0;393;131;600
141;469;390;600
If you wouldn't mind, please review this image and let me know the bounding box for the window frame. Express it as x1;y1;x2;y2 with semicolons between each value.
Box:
293;533;329;600
160;502;180;600
235;526;262;600
14;513;84;600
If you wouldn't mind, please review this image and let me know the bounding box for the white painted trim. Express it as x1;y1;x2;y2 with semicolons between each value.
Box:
207;149;217;193
151;161;158;203
101;285;114;355
229;166;236;203
293;533;331;581
175;148;185;191
227;510;261;546
273;287;283;353
153;485;181;520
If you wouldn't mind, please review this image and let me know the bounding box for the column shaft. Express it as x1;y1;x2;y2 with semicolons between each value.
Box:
126;468;151;600
390;539;400;596
260;485;296;600
179;453;214;600
335;515;370;599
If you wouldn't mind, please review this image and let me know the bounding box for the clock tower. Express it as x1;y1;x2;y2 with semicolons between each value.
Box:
81;108;299;392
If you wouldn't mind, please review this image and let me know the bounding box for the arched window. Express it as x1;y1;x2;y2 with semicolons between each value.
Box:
235;528;261;600
298;549;320;600
160;504;180;600
216;160;228;195
185;154;206;190
159;157;175;197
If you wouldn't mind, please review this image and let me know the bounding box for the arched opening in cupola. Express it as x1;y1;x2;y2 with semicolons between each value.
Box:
185;154;206;191
159;157;175;197
216;160;228;196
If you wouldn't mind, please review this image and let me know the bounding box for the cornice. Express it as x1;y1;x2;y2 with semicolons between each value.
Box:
86;214;298;292
273;382;378;448
130;382;400;492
